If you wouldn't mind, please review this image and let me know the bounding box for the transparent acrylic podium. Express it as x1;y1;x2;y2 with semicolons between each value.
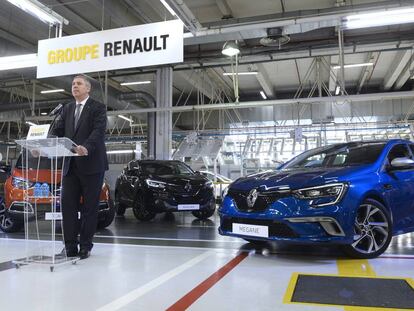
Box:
13;137;82;272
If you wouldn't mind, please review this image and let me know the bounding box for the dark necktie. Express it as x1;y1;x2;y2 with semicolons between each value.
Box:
74;103;82;129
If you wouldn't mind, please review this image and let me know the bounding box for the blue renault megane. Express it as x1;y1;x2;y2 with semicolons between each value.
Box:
219;139;414;258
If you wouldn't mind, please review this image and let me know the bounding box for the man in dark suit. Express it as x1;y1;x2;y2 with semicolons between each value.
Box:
52;74;108;259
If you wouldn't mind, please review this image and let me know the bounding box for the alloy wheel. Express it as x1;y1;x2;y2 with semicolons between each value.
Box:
351;203;389;254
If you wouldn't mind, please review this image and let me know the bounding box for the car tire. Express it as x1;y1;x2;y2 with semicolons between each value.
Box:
97;199;115;229
132;195;156;221
115;192;127;216
0;201;23;233
192;208;215;220
343;198;392;259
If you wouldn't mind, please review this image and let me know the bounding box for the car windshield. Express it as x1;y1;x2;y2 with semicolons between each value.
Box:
140;162;194;176
283;142;386;169
15;155;63;170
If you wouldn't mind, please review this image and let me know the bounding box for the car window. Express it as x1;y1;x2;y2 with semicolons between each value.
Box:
141;162;194;176
284;142;386;169
409;144;414;157
387;144;411;163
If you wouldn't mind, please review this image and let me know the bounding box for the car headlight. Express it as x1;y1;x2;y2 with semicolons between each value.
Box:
293;183;347;207
205;181;213;188
12;177;34;189
145;179;166;189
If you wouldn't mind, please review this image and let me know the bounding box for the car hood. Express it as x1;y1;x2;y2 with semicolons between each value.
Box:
231;165;372;191
147;174;208;186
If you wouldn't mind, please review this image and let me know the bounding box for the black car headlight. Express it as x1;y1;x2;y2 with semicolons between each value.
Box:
293;183;347;207
145;179;166;189
12;177;34;189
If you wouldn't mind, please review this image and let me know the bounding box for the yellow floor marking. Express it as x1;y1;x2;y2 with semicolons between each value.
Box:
283;258;414;311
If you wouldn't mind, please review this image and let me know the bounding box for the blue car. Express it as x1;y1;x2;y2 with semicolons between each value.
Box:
219;139;414;258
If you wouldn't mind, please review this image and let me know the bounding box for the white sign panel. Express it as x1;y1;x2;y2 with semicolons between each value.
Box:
232;223;269;238
177;204;200;211
37;20;183;78
45;212;63;220
27;124;50;140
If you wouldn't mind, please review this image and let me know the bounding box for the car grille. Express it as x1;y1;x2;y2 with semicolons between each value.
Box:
227;189;290;212
221;217;298;238
167;184;203;196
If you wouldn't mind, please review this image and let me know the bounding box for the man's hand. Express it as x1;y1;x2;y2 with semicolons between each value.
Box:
74;145;88;156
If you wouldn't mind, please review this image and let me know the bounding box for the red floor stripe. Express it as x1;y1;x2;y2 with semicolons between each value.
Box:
166;252;249;311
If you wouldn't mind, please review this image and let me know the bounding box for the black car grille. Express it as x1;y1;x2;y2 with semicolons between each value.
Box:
227;189;290;212
221;218;298;238
167;184;204;196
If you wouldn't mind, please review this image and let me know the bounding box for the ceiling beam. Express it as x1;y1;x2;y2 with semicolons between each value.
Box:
215;0;233;19
394;53;414;90
357;52;380;94
0;28;35;51
164;0;203;34
255;64;275;98
87;0;142;28
110;91;414;115
383;50;412;90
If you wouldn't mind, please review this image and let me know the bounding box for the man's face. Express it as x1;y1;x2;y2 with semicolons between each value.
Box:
72;77;90;100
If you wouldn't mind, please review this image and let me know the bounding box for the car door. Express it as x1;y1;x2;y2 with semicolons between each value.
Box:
382;143;414;230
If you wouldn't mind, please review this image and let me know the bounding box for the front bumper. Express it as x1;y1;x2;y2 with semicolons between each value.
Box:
145;188;215;213
218;193;357;244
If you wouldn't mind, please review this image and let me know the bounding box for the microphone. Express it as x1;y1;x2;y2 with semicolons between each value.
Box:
49;103;65;116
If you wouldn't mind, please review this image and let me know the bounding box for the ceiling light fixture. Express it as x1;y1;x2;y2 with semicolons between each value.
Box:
118;115;134;123
40;112;48;115
40;89;64;94
344;7;414;29
260;91;267;100
0;53;37;71
223;72;258;76
332;62;374;70
26;121;36;126
120;81;151;86
222;41;240;57
7;0;68;25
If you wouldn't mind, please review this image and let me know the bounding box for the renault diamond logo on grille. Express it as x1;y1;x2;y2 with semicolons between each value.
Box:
184;182;192;192
246;189;258;208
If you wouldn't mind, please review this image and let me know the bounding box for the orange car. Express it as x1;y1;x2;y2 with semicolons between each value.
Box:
0;155;114;233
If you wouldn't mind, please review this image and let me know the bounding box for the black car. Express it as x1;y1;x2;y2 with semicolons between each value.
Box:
115;160;216;221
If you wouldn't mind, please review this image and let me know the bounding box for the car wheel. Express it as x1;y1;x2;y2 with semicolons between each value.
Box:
0;201;23;233
343;198;392;259
97;199;115;229
132;195;155;221
192;208;215;220
115;192;127;216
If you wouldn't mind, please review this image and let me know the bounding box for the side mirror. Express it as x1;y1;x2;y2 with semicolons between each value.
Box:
390;157;414;169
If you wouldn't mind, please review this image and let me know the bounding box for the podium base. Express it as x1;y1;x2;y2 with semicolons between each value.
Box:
13;255;80;272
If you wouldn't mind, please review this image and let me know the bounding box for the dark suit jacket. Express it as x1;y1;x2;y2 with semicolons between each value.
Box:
52;98;108;175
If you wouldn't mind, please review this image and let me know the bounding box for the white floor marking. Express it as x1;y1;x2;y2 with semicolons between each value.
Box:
95;250;214;311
